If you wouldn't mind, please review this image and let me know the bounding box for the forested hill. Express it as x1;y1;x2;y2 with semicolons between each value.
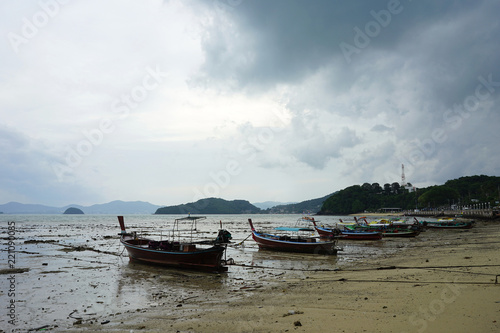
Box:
155;198;261;214
264;193;335;214
318;175;500;215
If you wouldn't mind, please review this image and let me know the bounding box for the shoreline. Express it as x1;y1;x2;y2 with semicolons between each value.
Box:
349;212;404;217
71;220;500;332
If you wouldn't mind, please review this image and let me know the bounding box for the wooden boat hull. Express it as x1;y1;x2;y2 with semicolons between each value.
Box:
118;216;227;272
339;230;383;240
425;222;473;229
311;219;381;241
251;232;337;254
380;230;420;237
315;225;382;240
248;219;337;255
351;218;422;237
121;237;227;272
314;225;337;238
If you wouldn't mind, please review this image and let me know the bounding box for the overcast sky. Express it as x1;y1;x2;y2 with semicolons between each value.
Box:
1;0;499;207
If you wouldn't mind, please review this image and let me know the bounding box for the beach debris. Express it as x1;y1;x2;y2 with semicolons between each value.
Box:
27;324;51;331
283;310;304;317
69;310;82;320
40;270;67;274
101;320;110;325
377;266;396;270
0;268;30;274
179;296;198;303
293;320;302;326
24;239;57;244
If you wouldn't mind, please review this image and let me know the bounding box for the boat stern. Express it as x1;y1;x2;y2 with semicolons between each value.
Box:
118;216;127;235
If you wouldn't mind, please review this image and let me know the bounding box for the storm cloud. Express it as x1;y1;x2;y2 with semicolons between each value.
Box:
1;0;499;206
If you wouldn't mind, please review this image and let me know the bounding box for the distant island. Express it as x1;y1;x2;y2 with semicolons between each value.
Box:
154;195;334;215
155;198;261;214
63;207;84;214
252;201;297;210
0;200;162;214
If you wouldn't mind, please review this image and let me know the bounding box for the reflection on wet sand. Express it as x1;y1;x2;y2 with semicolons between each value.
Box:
116;260;229;307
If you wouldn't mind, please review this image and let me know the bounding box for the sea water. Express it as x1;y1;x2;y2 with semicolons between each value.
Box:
0;214;425;330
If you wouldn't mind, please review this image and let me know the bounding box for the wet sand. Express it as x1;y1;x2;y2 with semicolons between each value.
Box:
71;219;500;333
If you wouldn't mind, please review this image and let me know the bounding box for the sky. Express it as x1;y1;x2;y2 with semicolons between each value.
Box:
1;0;499;207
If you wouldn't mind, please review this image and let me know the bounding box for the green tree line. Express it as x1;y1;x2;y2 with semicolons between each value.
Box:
318;175;500;215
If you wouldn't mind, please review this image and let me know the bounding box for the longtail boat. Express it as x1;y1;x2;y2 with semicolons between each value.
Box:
355;217;422;237
339;229;383;240
423;219;474;229
118;216;231;272
248;219;338;254
311;219;382;240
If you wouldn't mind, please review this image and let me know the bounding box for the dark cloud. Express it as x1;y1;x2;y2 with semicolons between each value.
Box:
291;126;361;169
195;1;499;90
192;0;500;186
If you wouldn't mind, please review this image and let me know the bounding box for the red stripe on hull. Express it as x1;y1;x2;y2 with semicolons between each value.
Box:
251;232;337;255
121;238;227;272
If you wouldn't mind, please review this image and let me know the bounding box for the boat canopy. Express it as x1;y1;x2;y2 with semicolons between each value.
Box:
170;216;207;242
174;216;206;222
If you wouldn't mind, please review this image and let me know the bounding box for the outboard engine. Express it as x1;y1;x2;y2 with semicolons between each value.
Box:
215;229;232;244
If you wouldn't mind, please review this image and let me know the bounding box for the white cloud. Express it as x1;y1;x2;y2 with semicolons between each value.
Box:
1;0;499;206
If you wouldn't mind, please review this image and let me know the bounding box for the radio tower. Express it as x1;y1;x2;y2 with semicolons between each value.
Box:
401;164;406;186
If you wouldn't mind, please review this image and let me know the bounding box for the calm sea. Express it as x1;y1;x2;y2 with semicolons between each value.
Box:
0;214;426;330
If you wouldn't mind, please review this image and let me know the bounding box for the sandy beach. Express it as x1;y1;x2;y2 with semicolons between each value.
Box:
67;218;500;333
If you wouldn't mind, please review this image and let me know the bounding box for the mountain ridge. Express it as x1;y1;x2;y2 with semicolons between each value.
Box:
0;200;162;214
0;195;334;215
252;201;297;210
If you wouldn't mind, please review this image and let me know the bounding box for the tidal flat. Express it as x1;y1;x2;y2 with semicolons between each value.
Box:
1;214;498;332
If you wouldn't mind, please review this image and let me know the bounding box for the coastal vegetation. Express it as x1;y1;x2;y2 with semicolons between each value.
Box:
318;175;500;215
154;194;334;215
155;198;261;214
263;193;334;214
